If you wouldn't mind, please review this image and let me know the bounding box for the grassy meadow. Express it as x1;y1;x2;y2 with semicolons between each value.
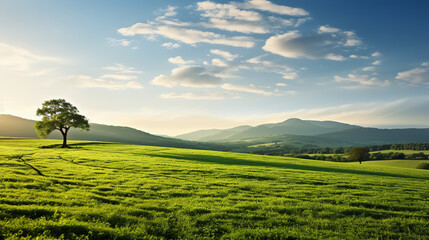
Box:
0;138;428;239
356;159;429;169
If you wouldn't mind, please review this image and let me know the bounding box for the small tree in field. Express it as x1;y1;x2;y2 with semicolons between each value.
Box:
348;147;370;164
34;99;89;148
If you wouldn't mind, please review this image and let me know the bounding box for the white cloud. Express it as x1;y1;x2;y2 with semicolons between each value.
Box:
281;72;298;80
197;1;309;34
245;56;262;64
151;65;222;88
107;38;132;47
168;56;195;65
103;63;143;74
371;51;381;57
325;54;346;61
276;83;287;87
211;58;228;67
395;63;429;85
197;1;262;22
156;6;177;19
349;54;369;59
67;75;143;90
263;28;361;60
118;23;255;48
318;25;339;33
203;18;269;34
245;0;309;16
210;49;238;61
362;66;376;71
100;74;137;80
162;42;181;49
68;64;144;90
221;83;272;95
372;60;381;65
196;1;271;34
335;74;390;89
245;55;298;80
0;42;60;71
161;92;225;100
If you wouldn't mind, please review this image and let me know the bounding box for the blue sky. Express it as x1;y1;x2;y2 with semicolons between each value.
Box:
0;0;428;135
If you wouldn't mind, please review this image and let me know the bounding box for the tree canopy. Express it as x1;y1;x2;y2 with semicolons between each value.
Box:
348;147;370;164
34;99;89;147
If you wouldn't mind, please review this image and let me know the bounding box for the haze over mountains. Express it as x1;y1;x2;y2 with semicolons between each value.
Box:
177;118;359;142
175;118;429;149
1;114;429;151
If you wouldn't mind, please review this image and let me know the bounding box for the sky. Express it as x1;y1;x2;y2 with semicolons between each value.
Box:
0;0;428;136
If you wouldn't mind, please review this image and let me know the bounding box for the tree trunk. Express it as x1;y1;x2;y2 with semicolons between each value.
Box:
61;129;68;148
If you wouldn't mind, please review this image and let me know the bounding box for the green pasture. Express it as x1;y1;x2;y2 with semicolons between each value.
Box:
370;149;429;155
357;159;429;169
0;138;428;239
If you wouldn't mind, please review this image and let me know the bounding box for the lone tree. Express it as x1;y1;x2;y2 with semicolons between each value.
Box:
34;99;89;148
348;147;370;164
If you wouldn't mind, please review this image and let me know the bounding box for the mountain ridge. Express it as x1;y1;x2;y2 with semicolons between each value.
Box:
1;114;428;152
176;118;361;142
0;114;225;150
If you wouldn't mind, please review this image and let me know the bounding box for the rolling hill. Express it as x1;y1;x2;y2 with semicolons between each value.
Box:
240;127;429;153
176;118;360;142
176;125;252;141
0;114;225;150
0;138;428;239
2;114;429;152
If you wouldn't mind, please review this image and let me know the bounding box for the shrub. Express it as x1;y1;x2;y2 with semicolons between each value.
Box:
416;162;429;170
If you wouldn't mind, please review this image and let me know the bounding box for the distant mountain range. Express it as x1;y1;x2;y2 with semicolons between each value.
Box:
176;118;360;142
0;114;224;150
176;118;429;149
1;114;428;152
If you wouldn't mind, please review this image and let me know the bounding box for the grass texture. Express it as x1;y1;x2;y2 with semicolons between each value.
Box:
0;138;428;239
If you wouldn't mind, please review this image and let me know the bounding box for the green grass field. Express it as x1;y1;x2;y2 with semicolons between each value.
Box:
357;159;429;169
370;149;429;155
0;138;428;239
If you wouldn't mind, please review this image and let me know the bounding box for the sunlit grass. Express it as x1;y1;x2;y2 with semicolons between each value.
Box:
356;159;429;169
0;138;428;239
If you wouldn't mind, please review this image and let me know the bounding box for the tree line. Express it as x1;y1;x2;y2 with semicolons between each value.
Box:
252;142;429;156
284;151;428;163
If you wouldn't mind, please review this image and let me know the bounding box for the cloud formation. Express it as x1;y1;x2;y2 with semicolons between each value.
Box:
245;0;309;16
107;38;132;47
168;56;195;65
151;65;222;88
0;42;60;71
210;49;238;61
68;64;144;90
161;92;225;100
335;74;390;89
221;83;272;95
395;62;429;85
263;27;361;60
162;42;180;49
118;22;254;48
67;75;143;90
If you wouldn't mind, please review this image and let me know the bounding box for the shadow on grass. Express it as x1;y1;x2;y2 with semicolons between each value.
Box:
147;153;428;180
39;142;113;149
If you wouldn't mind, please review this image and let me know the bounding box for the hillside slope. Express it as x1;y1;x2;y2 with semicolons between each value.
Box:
0;114;222;150
244;127;429;152
176;125;251;141
0;139;427;239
